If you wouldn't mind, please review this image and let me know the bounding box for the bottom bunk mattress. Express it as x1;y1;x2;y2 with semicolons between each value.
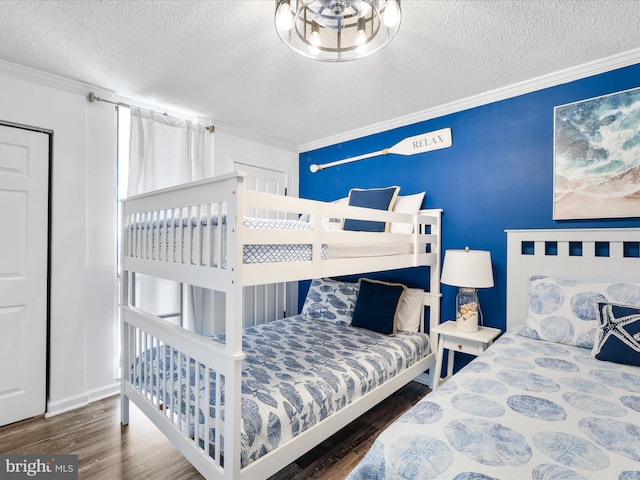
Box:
348;326;640;480
132;315;430;468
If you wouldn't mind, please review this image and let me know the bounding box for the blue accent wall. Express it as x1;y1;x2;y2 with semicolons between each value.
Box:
299;63;640;343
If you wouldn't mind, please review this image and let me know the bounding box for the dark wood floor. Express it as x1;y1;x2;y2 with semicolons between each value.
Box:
0;382;429;480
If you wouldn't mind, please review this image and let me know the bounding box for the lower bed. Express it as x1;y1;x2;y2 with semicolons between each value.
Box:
348;326;640;479
133;314;429;469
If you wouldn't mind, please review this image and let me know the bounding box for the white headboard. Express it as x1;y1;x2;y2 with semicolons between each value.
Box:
506;228;640;330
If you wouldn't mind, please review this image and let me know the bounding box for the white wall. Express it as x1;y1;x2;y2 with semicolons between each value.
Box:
0;65;119;415
0;63;300;416
83;105;119;401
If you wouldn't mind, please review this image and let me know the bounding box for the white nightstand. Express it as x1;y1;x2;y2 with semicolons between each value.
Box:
432;321;501;389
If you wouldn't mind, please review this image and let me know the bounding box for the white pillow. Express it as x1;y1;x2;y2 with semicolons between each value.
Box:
322;197;348;231
519;275;640;348
396;288;423;333
390;192;425;234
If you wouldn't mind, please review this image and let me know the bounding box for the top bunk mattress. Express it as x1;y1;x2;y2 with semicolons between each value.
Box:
127;214;413;266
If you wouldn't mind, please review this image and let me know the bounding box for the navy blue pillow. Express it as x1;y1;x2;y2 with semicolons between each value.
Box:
343;186;399;232
351;278;406;335
593;302;640;366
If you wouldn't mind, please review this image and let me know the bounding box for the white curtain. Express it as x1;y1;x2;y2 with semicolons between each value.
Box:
128;107;204;196
128;107;214;333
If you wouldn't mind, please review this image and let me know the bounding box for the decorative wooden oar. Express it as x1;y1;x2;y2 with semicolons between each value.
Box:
309;127;452;173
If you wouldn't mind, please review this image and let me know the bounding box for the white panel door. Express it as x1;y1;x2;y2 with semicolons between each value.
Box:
233;162;292;326
235;162;288;219
0;125;49;426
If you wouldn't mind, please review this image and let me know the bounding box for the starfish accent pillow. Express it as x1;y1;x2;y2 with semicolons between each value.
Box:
592;302;640;366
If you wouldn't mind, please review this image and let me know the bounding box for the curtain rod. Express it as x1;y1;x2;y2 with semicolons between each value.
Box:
88;92;215;133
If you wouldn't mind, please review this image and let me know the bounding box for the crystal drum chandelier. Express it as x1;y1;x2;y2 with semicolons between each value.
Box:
275;0;401;62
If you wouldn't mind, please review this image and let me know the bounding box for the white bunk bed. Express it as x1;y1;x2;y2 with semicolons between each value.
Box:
119;171;442;480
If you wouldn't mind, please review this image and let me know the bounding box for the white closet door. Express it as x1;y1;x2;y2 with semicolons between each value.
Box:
0;125;49;426
233;162;292;325
236;163;288;219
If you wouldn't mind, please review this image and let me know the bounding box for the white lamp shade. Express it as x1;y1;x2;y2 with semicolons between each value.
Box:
441;249;494;289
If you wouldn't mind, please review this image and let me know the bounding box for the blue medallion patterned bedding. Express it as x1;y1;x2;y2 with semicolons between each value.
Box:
133;314;429;468
347;326;640;480
129;214;328;265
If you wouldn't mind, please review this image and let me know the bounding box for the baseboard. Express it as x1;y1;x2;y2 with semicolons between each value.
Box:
45;382;121;418
412;371;433;388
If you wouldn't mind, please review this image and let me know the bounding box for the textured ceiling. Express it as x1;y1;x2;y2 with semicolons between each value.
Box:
1;1;639;149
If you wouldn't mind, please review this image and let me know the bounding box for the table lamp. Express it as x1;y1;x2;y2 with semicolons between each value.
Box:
441;247;494;332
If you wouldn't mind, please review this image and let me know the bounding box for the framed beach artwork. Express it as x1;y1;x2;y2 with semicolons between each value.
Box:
553;86;640;220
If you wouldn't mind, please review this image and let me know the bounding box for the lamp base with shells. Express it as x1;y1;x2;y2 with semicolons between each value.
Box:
455;288;480;332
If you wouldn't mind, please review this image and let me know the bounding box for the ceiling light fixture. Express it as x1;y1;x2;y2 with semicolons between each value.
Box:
275;0;401;62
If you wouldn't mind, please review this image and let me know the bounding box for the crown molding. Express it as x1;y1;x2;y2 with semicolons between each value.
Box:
213;121;298;152
0;60;199;124
298;47;640;153
4;47;640;156
0;62;213;125
0;59;114;99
